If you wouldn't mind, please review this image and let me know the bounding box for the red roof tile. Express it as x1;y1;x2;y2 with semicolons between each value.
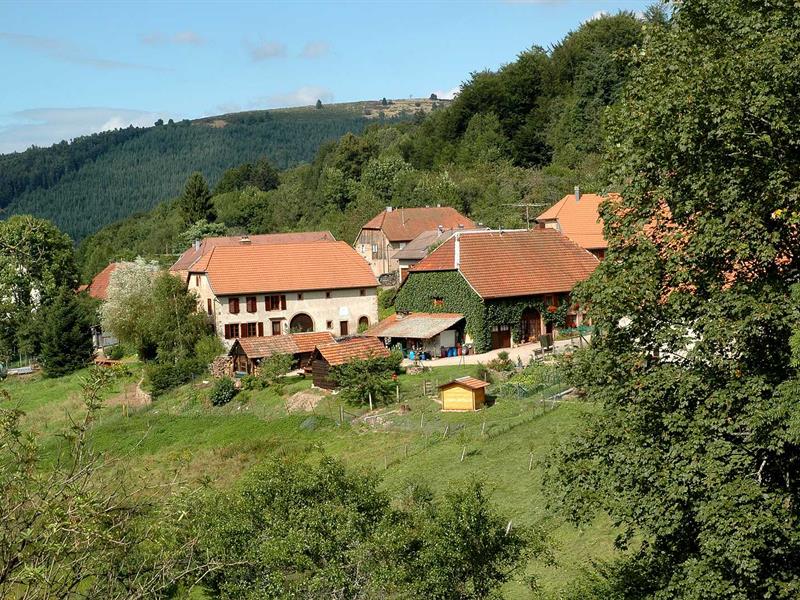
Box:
191;241;377;295
409;229;599;299
536;193;619;250
234;332;335;359
315;337;390;366
439;376;490;391
82;262;120;300
170;231;335;274
362;207;475;242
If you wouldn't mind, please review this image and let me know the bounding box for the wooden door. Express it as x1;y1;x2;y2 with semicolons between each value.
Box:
340;320;349;336
520;308;541;342
491;324;511;349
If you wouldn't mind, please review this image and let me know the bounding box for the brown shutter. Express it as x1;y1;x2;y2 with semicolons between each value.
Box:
224;324;230;339
280;295;286;310
258;322;264;336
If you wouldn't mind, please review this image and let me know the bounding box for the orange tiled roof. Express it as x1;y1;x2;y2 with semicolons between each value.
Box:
409;229;599;299
234;332;335;359
81;262;121;300
439;376;490;391
170;231;335;274
536;193;619;250
191;241;377;295
315;337;390;366
362;207;475;242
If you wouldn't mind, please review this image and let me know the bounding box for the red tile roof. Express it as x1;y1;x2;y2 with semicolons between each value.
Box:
364;312;464;339
362;207;475;242
191;241;378;295
170;231;335;274
315;337;390;366
536;193;619;250
409;229;599;299
234;332;335;359
439;376;490;391
81;262;121;300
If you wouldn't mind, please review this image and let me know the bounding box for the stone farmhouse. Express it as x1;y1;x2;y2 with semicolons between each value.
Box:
354;206;474;284
186;240;379;346
395;229;599;353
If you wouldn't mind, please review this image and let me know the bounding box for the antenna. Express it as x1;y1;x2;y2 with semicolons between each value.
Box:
503;203;548;230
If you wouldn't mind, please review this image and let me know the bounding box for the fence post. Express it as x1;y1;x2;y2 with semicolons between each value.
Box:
396;384;399;402
528;452;534;471
420;412;425;429
443;424;449;438
368;392;373;411
340;405;344;425
460;446;466;462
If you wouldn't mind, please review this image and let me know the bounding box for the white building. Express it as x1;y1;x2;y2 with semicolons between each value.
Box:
187;240;379;345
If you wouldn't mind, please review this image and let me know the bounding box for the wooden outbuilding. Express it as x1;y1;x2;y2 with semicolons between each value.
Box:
310;337;390;390
229;331;335;375
438;376;490;411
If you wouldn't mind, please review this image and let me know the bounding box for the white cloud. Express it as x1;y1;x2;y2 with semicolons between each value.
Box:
300;41;330;59
251;86;334;108
585;10;609;22
0;107;172;154
141;30;206;46
245;39;287;61
432;86;461;100
0;31;168;71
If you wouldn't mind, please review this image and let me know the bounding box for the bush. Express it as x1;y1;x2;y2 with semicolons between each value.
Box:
330;352;402;406
107;345;125;360
210;377;237;406
475;362;495;384
146;357;205;396
195;335;225;365
487;350;514;372
258;353;293;391
239;374;263;391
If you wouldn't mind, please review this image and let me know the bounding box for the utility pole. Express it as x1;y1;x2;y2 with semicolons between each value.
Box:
503;203;548;230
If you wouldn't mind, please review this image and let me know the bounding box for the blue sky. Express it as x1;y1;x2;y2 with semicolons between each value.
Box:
0;0;652;153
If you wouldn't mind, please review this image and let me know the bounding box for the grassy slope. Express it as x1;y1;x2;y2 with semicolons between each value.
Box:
0;364;613;598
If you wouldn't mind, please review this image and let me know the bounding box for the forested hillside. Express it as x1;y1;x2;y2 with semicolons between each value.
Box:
77;11;651;280
0;107;404;240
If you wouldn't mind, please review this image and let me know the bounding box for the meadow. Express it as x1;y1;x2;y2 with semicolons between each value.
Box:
0;363;615;598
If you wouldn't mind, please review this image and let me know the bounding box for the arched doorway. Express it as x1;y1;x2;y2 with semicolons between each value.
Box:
358;316;369;331
289;313;314;333
520;308;541;343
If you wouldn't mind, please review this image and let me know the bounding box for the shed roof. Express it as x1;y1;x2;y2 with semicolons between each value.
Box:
315;337;390;366
364;312;464;340
190;241;377;295
362;207;474;242
232;332;335;359
170;231;335;274
536;193;618;250
408;229;599;299
81;262;123;300
439;376;490;390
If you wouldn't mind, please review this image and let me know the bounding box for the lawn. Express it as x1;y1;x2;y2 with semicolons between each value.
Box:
1;363;615;598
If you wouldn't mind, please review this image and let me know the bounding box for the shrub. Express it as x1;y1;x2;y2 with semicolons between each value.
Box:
210;377;237;406
258;353;293;391
475;362;495;384
146;357;205;396
487;350;514;372
107;345;125;360
194;335;225;365
330;352;402;406
239;374;263;391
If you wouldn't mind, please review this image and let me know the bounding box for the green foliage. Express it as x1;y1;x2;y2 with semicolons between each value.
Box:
210;376;237;406
214;157;280;195
487;350;514;372
107;344;125;360
194;334;225;365
548;2;800;597
38;287;94;377
146;357;206;396
330;352;402;406
258;352;294;391
178;171;214;224
178;218;227;248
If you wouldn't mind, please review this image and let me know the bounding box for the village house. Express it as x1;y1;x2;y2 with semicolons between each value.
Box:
170;231;335;281
354;206;475;284
535;187;613;260
395;229;599;353
309;336;391;390
187;240;379;346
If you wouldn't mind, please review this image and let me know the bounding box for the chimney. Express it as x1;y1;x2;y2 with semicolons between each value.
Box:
193;239;200;251
386;206;393;212
574;185;581;203
239;236;251;244
437;225;444;236
454;233;461;269
458;223;465;229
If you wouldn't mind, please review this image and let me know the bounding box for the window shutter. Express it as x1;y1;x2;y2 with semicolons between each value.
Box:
280;295;286;310
224;324;230;339
258;322;264;336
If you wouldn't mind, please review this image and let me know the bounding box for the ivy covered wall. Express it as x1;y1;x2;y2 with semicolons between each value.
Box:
396;270;572;353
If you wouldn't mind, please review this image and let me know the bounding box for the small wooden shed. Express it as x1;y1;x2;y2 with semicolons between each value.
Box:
310;337;390;390
439;376;490;411
229;332;335;375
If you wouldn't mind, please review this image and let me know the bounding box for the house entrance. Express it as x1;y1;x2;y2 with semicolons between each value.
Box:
490;324;512;349
520;308;542;343
289;313;314;333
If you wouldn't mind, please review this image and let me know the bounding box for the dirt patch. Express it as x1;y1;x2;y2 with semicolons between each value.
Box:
107;382;151;409
285;389;327;412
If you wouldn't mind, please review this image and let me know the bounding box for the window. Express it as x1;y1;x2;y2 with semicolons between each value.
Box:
432;297;444;308
358;316;369;330
206;299;212;315
195;275;200;287
326;320;333;329
340;321;349;336
297;293;303;301
325;291;331;299
224;323;240;339
566;314;577;328
359;289;366;296
229;298;240;314
246;296;257;313
265;295;286;311
241;322;258;338
272;320;282;336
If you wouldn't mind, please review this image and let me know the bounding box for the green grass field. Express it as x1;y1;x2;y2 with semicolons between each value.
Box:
0;364;615;598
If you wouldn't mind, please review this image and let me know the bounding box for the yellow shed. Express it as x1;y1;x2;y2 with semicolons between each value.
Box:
439;376;490;412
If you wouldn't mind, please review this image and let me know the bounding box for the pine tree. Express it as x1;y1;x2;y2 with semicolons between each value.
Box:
178;172;214;224
315;99;323;109
39;287;94;377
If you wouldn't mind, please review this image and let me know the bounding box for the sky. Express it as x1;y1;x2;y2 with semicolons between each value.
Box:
0;0;652;154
